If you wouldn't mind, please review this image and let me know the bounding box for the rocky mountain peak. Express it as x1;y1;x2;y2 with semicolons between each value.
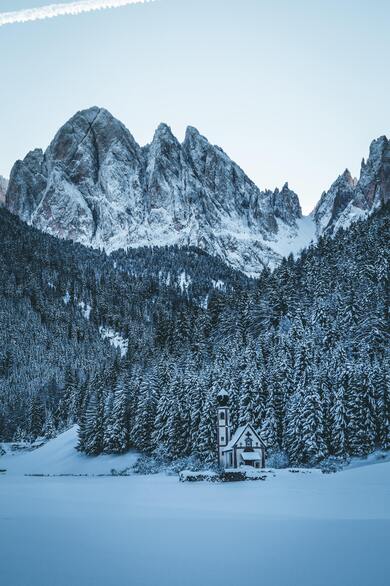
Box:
5;108;308;275
272;182;302;226
366;134;388;162
6;148;47;221
5;108;388;275
313;169;358;235
313;135;389;236
183;125;202;144
152;123;177;143
148;123;180;159
341;168;355;184
358;135;389;208
48;107;141;168
182;126;212;164
0;175;8;206
359;136;388;182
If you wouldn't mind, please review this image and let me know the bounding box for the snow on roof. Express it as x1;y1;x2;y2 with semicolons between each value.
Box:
223;425;247;451
217;390;229;397
223;423;264;452
240;452;261;461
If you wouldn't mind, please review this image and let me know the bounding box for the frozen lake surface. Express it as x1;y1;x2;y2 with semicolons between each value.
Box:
1;429;389;586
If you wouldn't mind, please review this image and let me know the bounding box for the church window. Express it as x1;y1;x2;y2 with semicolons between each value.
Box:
220;412;225;420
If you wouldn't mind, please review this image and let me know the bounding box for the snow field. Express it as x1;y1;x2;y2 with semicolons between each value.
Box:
0;428;389;586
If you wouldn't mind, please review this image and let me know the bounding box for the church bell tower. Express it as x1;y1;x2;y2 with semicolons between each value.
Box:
217;390;231;467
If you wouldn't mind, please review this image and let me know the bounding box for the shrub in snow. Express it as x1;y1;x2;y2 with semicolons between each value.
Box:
134;454;212;475
110;468;132;476
133;454;166;475
371;450;390;462
167;456;211;474
220;471;248;482
179;470;219;482
320;456;349;474
179;469;267;482
266;450;289;469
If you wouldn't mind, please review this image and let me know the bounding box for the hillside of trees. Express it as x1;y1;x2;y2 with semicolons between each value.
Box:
0;205;389;466
78;204;390;466
0;208;248;441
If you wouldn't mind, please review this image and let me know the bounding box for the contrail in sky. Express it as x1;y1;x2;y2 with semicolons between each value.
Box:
0;0;155;27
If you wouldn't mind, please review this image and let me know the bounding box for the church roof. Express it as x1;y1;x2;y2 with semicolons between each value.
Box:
240;452;261;461
223;425;246;451
222;423;265;452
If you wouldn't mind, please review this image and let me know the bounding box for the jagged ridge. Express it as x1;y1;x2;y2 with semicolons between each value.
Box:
5;108;389;275
5;107;305;276
313;136;390;235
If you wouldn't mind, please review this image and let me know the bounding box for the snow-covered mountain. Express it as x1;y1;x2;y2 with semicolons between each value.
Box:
0;175;8;206
5;107;311;276
5;107;389;275
313;135;390;235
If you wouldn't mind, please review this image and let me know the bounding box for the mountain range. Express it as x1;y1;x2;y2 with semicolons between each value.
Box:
4;107;390;275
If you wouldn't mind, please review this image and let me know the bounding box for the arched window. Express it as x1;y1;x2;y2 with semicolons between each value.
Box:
220;412;225;420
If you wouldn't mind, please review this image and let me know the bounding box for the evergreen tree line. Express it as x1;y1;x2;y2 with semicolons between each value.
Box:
0;208;250;441
78;205;390;466
0;205;389;466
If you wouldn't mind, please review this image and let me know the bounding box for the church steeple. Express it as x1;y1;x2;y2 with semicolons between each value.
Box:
217;390;231;467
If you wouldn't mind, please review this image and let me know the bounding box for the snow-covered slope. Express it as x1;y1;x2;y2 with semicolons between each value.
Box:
5;107;312;276
0;426;139;475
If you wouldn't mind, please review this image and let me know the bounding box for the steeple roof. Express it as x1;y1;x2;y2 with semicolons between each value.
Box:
222;423;265;452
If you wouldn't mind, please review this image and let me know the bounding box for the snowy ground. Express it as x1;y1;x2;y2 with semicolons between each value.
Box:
1;430;389;586
99;326;129;358
0;427;139;476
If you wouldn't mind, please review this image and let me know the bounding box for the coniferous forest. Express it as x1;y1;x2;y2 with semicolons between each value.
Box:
0;204;389;467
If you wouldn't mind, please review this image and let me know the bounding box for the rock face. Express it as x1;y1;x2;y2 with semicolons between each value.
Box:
5;107;306;276
313;136;390;235
0;175;8;206
271;182;302;227
5;107;388;274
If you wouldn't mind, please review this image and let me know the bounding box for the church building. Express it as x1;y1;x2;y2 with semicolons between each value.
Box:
217;390;266;469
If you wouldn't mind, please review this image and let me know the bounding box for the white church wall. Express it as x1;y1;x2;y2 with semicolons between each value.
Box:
217;406;231;466
235;447;264;468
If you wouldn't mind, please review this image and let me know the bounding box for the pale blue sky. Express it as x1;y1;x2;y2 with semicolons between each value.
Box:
1;0;389;212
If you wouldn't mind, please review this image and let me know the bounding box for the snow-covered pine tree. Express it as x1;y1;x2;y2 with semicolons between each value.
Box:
77;376;105;455
261;389;278;451
330;384;347;457
300;378;327;465
238;366;257;425
28;394;45;440
196;390;218;465
43;410;56;439
131;381;157;454
104;375;130;454
284;389;303;465
152;387;176;458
